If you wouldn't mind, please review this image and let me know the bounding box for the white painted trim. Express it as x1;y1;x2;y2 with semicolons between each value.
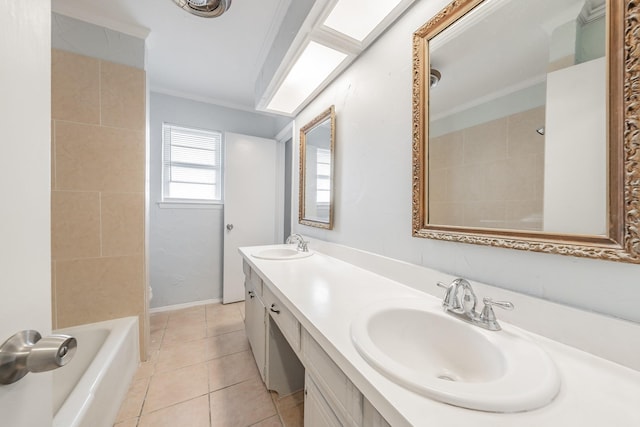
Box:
275;141;286;243
430;74;547;121
255;0;335;113
51;5;150;40
250;0;294;85
578;0;606;25
151;86;285;118
256;0;419;116
157;201;224;210
149;298;222;314
430;0;510;51
275;121;295;143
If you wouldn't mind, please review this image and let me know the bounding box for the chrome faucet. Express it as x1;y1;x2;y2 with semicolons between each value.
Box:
436;278;514;331
286;233;309;252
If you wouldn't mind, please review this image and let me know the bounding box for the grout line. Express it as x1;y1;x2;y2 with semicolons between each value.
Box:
50;117;145;133
98;191;103;258
52;119;57;191
51;261;57;329
98;60;102;127
206;338;213;427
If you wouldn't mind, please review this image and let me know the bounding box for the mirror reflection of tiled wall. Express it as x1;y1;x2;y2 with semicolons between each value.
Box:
429;106;545;231
51;49;146;355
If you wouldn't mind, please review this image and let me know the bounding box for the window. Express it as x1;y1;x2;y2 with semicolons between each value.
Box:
162;124;223;203
315;148;331;204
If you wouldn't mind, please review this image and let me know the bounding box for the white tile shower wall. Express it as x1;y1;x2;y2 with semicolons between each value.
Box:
290;0;640;325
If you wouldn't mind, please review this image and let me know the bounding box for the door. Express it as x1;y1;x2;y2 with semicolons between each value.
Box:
223;132;278;303
244;279;266;381
0;0;53;426
304;373;342;427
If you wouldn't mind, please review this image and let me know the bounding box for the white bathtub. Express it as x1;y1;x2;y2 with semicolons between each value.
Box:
52;317;139;427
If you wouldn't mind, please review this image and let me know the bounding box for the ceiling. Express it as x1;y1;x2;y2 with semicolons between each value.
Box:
52;0;292;113
429;0;604;119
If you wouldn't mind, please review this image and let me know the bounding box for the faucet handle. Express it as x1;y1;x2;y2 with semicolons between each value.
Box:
479;297;514;331
436;281;461;311
482;297;514;311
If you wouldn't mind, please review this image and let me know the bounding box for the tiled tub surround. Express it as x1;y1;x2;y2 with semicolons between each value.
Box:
240;243;640;427
114;302;304;427
51;48;147;355
429;107;545;231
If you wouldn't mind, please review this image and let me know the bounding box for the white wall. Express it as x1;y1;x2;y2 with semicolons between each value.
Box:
291;0;640;324
149;92;288;308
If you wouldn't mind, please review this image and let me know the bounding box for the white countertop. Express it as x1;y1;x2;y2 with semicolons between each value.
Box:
240;244;640;427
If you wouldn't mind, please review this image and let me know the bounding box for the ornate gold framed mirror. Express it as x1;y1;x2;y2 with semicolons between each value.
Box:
299;106;335;229
412;0;640;263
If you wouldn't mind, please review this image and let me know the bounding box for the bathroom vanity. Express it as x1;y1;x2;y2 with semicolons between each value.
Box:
240;242;640;426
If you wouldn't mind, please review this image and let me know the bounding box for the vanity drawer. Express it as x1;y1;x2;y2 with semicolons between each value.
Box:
263;285;300;351
302;330;363;426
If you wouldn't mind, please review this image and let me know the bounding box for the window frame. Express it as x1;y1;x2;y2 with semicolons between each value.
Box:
161;123;224;206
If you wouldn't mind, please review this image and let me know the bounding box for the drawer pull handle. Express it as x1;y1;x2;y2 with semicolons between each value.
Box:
248;290;255;299
270;304;280;314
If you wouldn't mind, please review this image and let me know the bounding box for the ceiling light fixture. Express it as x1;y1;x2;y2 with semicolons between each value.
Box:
172;0;232;18
323;0;404;42
266;41;348;115
430;69;441;88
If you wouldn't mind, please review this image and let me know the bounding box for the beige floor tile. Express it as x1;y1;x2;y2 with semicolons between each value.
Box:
279;403;304;427
143;363;208;414
205;330;250;359
115;377;149;422
206;309;244;337
155;337;208;373
251;415;283;427
129;306;305;427
205;302;243;320
147;350;160;363
113;418;138;427
238;302;246;320
150;312;168;332
162;322;208;348
272;391;304;427
272;390;304;412
208;350;260;391
167;309;206;328
171;305;206;316
210;377;277;427
133;359;155;381
149;329;164;351
138;395;210;427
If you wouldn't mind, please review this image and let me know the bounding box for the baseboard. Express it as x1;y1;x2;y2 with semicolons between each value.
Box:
149;298;222;314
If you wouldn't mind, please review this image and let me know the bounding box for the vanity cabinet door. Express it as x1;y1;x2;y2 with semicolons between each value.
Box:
302;330;362;426
305;373;342;427
244;279;266;381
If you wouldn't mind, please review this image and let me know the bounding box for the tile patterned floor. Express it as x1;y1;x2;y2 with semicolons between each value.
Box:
114;302;304;427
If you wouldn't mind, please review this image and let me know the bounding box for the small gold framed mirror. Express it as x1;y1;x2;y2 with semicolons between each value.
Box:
412;0;640;263
299;106;335;229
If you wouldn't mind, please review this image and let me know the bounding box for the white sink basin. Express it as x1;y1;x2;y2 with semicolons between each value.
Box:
351;298;560;412
252;247;313;260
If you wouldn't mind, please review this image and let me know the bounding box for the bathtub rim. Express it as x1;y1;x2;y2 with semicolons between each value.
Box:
53;316;139;427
